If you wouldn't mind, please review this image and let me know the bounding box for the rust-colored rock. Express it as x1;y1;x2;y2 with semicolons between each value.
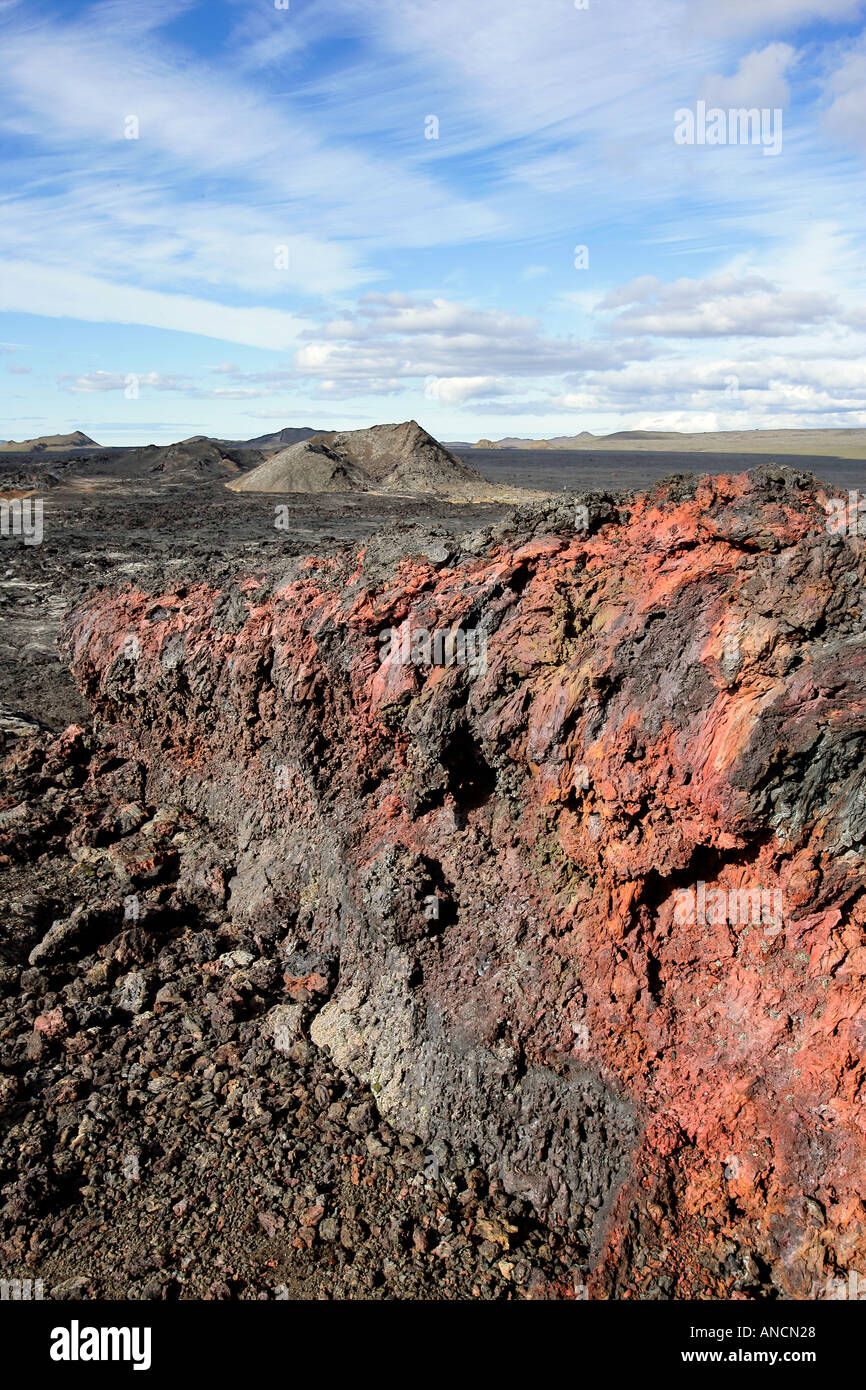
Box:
62;468;866;1298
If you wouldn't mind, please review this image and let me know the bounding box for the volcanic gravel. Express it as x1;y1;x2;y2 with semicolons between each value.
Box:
0;459;586;1300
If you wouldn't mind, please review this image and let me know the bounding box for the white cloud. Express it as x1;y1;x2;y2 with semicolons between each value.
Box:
595;273;837;337
547;348;866;427
426;377;512;405
59;371;189;394
1;0;865;442
821;35;866;151
686;0;864;38
702;45;796;109
0;6;498;256
0;186;378;301
58;369;279;402
321;297;540;341
0;263;305;350
294;295;651;384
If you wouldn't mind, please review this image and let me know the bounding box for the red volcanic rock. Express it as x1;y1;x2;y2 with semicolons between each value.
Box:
33;1007;66;1040
62;468;866;1298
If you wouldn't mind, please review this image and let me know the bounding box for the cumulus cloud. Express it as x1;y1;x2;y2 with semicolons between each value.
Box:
293;295;653;386
425;377;513;405
525;349;866;427
595;274;837;338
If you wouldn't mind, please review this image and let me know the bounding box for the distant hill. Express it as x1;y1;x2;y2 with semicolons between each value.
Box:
111;436;255;481
473;433;595;449
228;420;513;498
222;425;325;451
228;436;363;493
0;430;99;451
603;430;671;441
468;428;866;459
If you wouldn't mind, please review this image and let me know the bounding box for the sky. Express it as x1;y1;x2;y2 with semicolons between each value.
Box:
1;0;865;445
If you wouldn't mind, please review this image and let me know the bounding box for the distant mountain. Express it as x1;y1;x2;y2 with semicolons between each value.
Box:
222;425;325;451
0;430;99;451
229;420;494;497
468;428;866;459
603;430;672;441
472;433;596;449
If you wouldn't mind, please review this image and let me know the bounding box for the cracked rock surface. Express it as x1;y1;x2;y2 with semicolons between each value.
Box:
3;465;865;1298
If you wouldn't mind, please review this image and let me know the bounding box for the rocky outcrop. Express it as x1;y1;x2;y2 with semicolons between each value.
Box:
226;436;366;494
60;467;866;1298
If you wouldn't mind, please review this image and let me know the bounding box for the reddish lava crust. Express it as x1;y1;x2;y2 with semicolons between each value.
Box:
61;469;866;1298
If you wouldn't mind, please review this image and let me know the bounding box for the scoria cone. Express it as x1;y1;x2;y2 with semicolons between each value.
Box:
62;467;866;1298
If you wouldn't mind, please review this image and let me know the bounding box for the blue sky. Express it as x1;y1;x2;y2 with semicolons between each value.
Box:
1;0;865;444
